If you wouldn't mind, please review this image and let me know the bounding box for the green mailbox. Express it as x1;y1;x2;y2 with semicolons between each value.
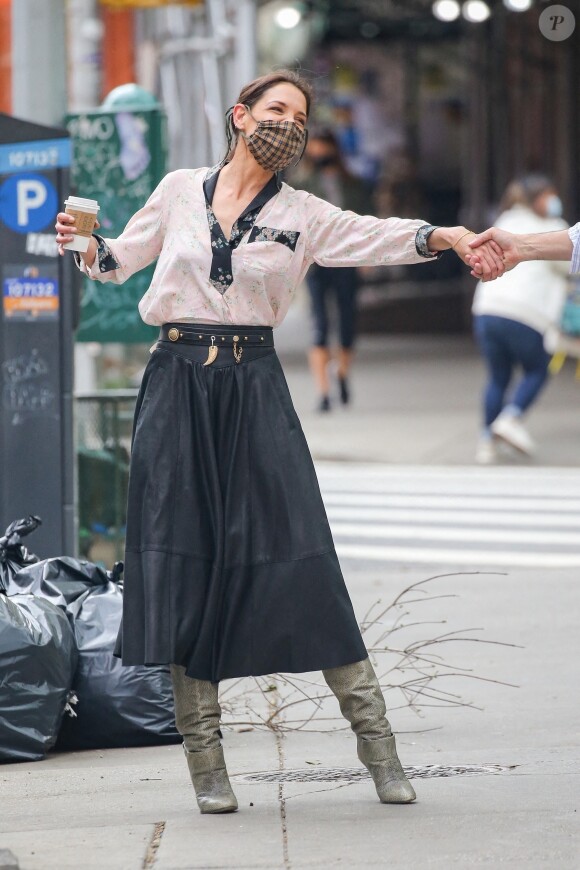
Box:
65;85;167;343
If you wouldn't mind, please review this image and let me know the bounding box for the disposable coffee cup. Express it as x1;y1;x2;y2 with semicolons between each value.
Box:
63;196;100;252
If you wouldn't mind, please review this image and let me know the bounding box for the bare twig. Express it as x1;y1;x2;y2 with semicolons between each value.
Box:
221;573;516;734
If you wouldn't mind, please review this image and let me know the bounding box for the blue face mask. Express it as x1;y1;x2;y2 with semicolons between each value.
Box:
545;195;563;218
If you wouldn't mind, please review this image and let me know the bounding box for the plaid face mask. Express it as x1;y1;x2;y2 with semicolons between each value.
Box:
242;109;307;172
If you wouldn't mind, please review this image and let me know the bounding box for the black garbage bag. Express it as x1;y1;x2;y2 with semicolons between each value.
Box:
57;653;180;750
0;515;41;592
11;557;181;750
0;594;77;762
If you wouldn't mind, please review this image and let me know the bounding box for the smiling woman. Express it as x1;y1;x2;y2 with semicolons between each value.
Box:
54;67;505;817
224;70;311;166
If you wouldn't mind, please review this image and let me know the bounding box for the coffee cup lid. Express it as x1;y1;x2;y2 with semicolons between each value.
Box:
65;196;100;211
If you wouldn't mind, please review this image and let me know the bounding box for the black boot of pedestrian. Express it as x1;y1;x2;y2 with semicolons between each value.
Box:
338;376;350;405
318;395;331;412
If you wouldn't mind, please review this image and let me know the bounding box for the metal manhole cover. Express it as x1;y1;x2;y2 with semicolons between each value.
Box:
232;764;513;784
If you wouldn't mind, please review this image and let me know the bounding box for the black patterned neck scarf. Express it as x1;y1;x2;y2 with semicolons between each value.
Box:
203;164;281;294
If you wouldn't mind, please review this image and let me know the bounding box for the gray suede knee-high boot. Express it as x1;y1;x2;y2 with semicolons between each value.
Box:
170;664;238;814
323;657;416;804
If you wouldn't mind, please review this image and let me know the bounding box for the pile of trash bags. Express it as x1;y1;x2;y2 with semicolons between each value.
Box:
0;517;180;762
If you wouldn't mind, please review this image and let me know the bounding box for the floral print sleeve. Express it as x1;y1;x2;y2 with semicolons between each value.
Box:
73;234;120;276
77;174;169;284
303;194;438;268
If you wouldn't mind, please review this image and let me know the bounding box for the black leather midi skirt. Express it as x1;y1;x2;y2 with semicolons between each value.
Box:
115;322;367;682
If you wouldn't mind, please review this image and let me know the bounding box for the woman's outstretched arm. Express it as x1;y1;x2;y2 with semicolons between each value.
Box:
303;195;505;281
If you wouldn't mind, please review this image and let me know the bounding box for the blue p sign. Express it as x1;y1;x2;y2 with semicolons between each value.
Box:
0;172;58;234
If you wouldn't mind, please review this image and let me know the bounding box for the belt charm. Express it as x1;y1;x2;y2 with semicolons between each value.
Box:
203;335;218;366
233;335;243;364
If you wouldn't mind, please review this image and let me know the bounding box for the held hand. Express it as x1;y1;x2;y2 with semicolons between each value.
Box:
467;227;521;276
452;234;505;282
55;212;100;256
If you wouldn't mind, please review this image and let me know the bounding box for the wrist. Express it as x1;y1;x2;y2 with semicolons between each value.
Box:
428;226;472;252
80;236;98;268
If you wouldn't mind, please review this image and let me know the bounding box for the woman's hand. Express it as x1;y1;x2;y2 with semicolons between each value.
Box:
428;226;505;281
467;227;523;275
454;234;505;282
55;212;99;266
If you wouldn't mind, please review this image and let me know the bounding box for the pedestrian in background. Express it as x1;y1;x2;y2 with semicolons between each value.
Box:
472;174;569;463
293;130;372;411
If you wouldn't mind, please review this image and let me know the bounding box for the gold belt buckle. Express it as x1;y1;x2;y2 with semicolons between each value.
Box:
167;327;180;342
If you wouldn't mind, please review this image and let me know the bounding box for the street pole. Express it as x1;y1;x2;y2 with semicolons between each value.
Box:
233;0;257;89
11;0;68;125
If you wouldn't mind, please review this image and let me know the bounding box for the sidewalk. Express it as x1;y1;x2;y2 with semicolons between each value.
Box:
2;562;578;869
1;301;579;869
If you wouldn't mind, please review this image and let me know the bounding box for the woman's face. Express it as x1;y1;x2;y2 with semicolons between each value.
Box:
235;83;308;135
306;138;339;166
532;187;562;218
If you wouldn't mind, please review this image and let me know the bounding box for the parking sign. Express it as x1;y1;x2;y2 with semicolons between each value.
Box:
0;171;58;233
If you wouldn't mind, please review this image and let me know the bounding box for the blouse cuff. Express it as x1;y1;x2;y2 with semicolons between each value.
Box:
73;234;120;276
415;224;443;259
569;222;580;275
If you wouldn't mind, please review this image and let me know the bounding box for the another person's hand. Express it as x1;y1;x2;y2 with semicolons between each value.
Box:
467;227;522;277
428;227;505;281
452;233;505;281
55;212;100;258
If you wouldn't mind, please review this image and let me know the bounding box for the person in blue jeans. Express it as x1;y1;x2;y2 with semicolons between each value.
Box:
472;175;569;462
474;315;551;454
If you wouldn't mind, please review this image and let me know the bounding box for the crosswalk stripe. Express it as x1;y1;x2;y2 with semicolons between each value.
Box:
325;506;578;529
322;493;580;513
316;463;579;568
329;521;579;547
335;542;580;568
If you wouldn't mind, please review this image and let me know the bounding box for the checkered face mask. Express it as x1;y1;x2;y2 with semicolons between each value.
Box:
241;107;307;172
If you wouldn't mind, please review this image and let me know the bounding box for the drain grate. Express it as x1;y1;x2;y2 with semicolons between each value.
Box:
232;764;513;784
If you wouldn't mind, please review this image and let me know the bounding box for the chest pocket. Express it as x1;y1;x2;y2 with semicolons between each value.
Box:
240;226;301;274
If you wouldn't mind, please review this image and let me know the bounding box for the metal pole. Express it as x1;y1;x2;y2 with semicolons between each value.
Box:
66;0;103;112
232;0;256;101
11;0;67;124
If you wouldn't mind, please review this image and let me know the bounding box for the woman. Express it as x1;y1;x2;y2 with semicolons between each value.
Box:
56;70;502;814
472;175;569;463
293;130;372;411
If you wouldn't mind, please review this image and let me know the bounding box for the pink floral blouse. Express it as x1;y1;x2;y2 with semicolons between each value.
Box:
77;165;438;328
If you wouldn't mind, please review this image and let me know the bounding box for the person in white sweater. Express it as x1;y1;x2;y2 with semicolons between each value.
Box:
472;175;569;463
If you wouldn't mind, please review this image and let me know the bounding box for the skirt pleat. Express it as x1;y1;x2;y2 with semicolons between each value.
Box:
116;332;367;682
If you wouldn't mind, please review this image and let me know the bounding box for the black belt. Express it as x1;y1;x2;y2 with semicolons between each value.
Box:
160;323;273;347
159;323;274;365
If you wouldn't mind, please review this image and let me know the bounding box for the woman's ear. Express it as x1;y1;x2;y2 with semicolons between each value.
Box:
232;103;248;132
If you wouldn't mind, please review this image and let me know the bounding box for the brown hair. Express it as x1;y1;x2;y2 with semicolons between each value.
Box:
306;127;351;179
499;173;555;214
225;70;313;160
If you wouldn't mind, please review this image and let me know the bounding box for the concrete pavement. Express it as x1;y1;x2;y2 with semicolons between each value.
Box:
1;300;579;869
2;559;578;868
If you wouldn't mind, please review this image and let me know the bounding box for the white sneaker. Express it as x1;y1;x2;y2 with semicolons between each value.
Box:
491;414;535;455
475;438;498;464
